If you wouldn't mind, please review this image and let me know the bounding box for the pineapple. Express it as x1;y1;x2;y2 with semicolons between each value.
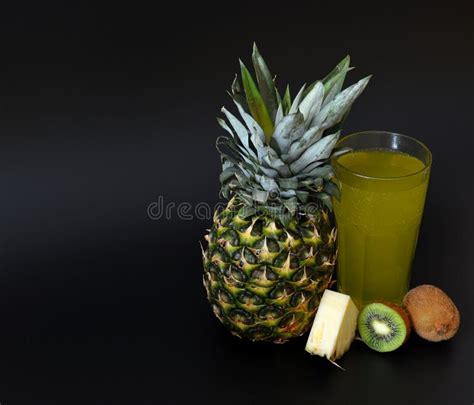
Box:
202;44;370;343
305;289;359;365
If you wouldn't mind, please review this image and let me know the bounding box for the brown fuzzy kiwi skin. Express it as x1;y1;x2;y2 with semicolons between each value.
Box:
381;302;412;343
403;285;460;342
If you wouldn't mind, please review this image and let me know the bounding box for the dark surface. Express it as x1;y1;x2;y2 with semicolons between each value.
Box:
0;3;472;404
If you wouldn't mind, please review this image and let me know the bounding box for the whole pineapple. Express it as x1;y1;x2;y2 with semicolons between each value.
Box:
202;44;370;343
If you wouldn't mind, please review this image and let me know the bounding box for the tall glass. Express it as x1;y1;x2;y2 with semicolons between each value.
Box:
331;131;432;307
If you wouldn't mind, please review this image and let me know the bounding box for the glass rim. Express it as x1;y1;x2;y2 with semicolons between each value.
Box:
332;130;432;181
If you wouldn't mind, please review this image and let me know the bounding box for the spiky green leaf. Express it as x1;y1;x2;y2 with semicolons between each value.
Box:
282;125;323;163
262;152;292;178
298;160;324;174
314;192;333;210
255;174;278;193
295;190;309;203
313;76;371;130
289;132;340;173
230;75;248;110
322;56;350;91
233;100;267;162
278;177;298;190
252;43;278;121
331;146;352;159
238;206;257;218
322;56;352;107
274;103;284;126
302;164;334;180
282;85;291;115
323;181;341;200
298;81;324;123
305;55;350;101
275;79;282;105
221;107;251;151
252;189;269;203
288;84;307;115
271;112;305;154
283;197;298;215
240;60;274;143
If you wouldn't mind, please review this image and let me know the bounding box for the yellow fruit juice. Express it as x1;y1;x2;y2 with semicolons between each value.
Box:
332;149;430;307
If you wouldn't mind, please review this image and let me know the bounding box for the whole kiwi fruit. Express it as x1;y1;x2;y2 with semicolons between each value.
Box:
403;285;460;342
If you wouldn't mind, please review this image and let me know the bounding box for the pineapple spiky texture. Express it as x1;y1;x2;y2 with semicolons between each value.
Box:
203;197;337;342
202;44;370;343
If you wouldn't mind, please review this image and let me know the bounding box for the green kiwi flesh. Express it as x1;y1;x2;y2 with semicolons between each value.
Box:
358;303;409;352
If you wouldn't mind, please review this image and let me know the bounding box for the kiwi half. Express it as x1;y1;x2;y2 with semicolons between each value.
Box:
358;303;411;352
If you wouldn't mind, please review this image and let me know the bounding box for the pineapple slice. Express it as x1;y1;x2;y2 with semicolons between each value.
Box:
305;289;359;368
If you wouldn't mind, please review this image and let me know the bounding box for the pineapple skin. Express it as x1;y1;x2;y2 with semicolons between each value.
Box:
202;197;337;343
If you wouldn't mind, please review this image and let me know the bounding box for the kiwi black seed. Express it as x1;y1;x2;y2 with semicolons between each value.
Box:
358;302;411;353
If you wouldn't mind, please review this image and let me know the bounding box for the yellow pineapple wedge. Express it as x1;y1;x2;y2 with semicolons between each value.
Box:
305;289;359;369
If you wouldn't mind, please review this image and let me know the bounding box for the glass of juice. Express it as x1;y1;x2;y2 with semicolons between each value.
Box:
332;131;432;307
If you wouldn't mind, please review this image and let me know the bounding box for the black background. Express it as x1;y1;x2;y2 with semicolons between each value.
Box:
0;3;472;404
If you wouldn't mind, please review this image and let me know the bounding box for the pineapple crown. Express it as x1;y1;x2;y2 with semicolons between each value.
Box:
217;43;371;225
